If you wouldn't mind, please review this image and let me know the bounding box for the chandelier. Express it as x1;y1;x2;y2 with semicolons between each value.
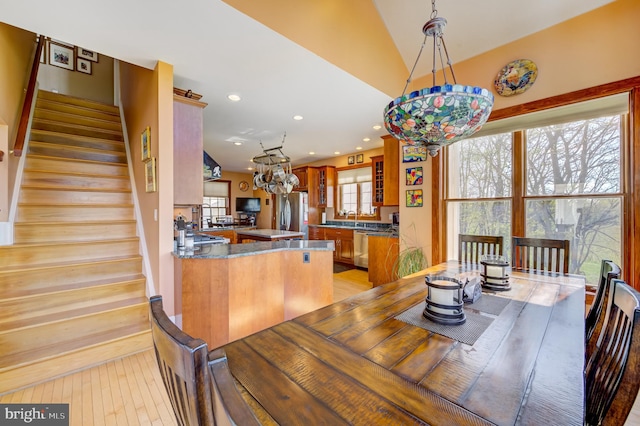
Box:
383;0;494;157
251;133;299;194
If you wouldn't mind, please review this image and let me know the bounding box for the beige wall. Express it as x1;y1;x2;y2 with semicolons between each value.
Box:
0;23;35;223
37;47;114;105
120;60;175;315
404;0;640;265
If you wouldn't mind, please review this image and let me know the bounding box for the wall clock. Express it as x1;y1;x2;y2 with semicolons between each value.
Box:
239;180;249;192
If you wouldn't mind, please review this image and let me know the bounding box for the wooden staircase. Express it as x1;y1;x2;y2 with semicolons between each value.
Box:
0;90;151;394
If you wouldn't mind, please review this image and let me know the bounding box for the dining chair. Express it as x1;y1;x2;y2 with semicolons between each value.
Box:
511;236;570;275
584;279;640;426
150;295;215;426
585;260;621;348
458;234;504;263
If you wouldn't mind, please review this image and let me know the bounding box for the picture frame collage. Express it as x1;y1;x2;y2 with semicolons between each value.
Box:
141;127;157;193
42;38;99;75
403;145;427;207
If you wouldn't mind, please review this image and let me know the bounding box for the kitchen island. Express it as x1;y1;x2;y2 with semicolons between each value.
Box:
235;228;305;243
173;240;334;348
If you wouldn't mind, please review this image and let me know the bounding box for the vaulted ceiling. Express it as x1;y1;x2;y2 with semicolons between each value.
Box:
0;0;615;172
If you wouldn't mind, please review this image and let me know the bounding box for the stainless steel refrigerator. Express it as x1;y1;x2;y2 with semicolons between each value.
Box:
274;192;308;238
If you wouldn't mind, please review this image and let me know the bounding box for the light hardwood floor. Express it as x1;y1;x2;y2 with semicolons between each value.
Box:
4;267;639;426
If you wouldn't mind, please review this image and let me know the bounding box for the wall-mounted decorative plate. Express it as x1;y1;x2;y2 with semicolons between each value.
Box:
239;180;249;192
494;59;538;97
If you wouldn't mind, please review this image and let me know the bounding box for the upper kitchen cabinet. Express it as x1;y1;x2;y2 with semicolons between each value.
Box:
371;155;384;206
317;166;335;208
292;166;308;191
382;135;399;206
173;93;207;205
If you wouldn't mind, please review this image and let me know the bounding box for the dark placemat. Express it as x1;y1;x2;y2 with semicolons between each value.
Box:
467;293;511;316
394;295;511;345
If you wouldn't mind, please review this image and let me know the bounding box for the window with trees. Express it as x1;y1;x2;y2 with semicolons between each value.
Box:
202;180;230;228
337;167;374;216
445;94;627;284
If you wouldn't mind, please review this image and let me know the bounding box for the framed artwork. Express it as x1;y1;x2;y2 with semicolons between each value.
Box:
48;41;74;71
356;153;364;163
76;58;92;75
141;126;151;161
145;157;157;193
406;189;423;207
402;145;427;162
76;46;99;62
348;155;355;165
406;167;423;185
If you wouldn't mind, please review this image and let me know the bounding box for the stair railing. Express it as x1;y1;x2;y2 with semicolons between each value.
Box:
12;35;44;158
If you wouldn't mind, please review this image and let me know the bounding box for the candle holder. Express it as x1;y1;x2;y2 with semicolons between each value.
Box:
423;276;466;325
480;254;510;291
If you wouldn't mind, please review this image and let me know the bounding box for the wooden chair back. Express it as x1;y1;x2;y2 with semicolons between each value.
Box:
150;295;214;426
585;260;621;349
208;348;261;426
458;234;504;264
511;236;570;275
585;279;640;425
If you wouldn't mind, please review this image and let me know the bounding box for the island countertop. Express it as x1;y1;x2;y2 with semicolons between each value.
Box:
235;229;305;242
173;239;334;259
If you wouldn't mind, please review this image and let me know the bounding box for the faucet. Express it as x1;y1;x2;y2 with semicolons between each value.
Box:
346;210;358;228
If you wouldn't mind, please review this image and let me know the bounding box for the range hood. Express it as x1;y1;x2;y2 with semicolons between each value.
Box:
204;150;221;181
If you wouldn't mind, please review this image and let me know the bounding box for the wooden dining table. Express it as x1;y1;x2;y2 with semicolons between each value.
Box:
219;261;586;425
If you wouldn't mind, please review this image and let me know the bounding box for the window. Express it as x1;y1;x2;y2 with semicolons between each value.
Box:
445;94;627;284
337;167;373;215
202;181;230;228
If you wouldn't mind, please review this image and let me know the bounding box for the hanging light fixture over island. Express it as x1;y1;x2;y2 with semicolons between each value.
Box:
384;0;494;157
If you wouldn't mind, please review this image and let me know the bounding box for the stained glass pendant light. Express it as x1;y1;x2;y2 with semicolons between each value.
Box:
383;0;494;157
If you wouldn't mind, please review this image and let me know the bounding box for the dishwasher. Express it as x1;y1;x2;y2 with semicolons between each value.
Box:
354;230;368;268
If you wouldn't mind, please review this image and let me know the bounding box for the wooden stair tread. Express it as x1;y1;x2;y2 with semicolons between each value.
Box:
6;237;139;248
20;184;132;193
0;254;143;274
14;219;136;227
22;168;130;180
36;98;121;120
30;129;125;148
31;117;123;136
0;327;150;371
37;90;119;112
0;274;146;299
17;202;133;208
0;297;149;332
26;153;128;168
34;108;122;127
29;140;125;156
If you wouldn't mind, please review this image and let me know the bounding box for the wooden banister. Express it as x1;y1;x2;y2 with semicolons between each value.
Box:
13;35;44;157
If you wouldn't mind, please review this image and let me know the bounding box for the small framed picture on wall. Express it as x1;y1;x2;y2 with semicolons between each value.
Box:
406;167;423;185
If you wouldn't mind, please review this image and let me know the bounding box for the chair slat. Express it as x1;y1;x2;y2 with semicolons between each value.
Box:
458;234;503;264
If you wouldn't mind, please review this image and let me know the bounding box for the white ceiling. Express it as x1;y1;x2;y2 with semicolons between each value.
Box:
0;0;614;172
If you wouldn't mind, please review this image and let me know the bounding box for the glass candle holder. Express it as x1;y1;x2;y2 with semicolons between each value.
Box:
423;275;466;325
480;254;510;291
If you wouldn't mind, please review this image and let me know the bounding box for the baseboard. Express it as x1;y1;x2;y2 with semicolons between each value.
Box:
0;222;13;245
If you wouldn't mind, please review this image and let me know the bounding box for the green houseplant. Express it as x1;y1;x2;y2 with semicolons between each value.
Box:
392;223;428;279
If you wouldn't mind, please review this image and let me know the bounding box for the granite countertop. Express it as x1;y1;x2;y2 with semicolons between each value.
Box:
235;229;304;237
173;240;334;259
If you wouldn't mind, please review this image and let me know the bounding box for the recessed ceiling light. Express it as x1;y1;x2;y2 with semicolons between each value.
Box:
373;125;382;130
293;115;304;121
362;138;370;142
334;151;340;155
309;151;315;155
233;142;242;146
356;146;363;150
227;94;241;102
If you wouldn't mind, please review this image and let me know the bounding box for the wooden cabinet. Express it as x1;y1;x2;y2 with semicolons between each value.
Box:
368;235;399;287
371;136;400;207
371;155;384;206
308;225;323;240
382;136;399;206
292;167;308;191
324;227;354;264
317;166;335;208
173;95;207;205
200;229;236;244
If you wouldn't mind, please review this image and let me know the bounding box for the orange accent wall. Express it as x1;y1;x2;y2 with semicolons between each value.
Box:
222;0;407;97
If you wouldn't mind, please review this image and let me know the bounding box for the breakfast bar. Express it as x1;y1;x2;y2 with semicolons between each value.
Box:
218;261;586;425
